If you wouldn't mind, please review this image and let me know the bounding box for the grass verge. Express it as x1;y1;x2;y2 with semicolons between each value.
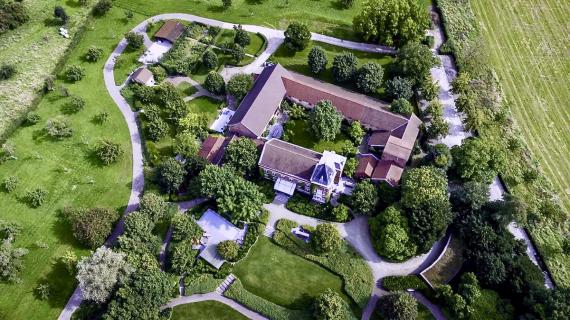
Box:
171;300;248;320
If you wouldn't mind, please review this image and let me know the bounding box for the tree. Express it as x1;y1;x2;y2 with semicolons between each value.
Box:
0;1;29;34
222;0;232;8
421;77;439;101
94;139;123;165
139;192;170;223
65;65;85;82
331;204;350;222
353;0;429;46
144;115;168;141
230;43;245;63
356;62;384;93
347;121;365;145
331;52;358;83
351;180;378;215
284;22;311;51
85;46;103;62
390;98;413;116
545;288;570;320
54;6;69;24
312;224;342;254
36;283;51;300
217;240;239;261
310;100;342;141
171;213;203;242
378;292;418;320
425;143;452;170
386;76;414;100
370;206;416;261
104;268;171;320
123;211;154;240
174;131;200;159
2;176;18;193
92;0;112;16
426;116;449;140
178;112;209;139
396;42;439;86
401;167;451;252
157;158;185;197
226;73;253;102
313;289;353;320
343;158;357;178
169;240;198;274
0;239;28;283
76;247;133;303
233;25;250;47
26;188;48;208
450;181;489;212
451;137;506;184
65;207;119;248
125;32;144;50
224;137;258;175
0;64;16;80
308;46;328;74
204;71;225;95
202;50;218;70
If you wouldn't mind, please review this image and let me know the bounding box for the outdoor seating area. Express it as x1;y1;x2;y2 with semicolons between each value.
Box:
138;40;173;64
209;108;235;133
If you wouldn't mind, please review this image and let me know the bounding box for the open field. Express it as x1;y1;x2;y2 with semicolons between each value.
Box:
0;8;142;319
171;301;248;320
470;0;570;286
233;237;346;310
0;1;91;140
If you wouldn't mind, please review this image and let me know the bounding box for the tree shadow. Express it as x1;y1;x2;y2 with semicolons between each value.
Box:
206;4;226;13
329;0;346;10
43;18;64;27
51;209;82;247
36;260;78;308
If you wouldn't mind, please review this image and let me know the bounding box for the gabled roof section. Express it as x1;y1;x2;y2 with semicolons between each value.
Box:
228;64;292;138
154;21;185;43
131;67;153;85
258;139;321;181
381;113;422;167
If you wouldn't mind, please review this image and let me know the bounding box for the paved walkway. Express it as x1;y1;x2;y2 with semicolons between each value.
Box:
164;292;268;320
163;75;224;102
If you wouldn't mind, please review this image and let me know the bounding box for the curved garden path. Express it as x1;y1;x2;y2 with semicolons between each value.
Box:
165;292;268;320
58;13;435;320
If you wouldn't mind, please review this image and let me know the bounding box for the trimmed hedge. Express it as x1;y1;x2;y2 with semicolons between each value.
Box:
184;274;222;296
382;275;429;291
224;279;311;320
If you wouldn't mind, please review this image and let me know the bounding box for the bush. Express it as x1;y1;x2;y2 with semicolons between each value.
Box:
382;275;428;291
148;65;167;82
233;25;250;47
331;204;350;222
94;139;124;165
65;65;85;82
313;289;354;320
350;180;378;215
356;62;384;93
0;1;29;34
25;112;41;125
390;98;413;116
217;240;239;261
204;71;225;95
286;194;328;219
312;224;342;254
332;52;358;83
26;188;48;208
202;50;218;70
308;46;328;74
386;76;414;100
92;0;112;16
65;207;119;248
2;176;18;193
125;32;144;50
68;96;86;113
230;43;245;63
284;22;311;52
377;292;418;320
0;64;16;80
226;73;253;101
35;284;51;301
171;214;203;243
54;6;69;24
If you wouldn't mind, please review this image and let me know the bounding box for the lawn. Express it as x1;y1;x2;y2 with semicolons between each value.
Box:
113;46;145;85
0;8;141;319
171;301;248;320
177;81;199;97
469;0;570;287
0;1;92;139
233;237;346;310
187;96;223;125
271;41;395;100
215;29;267;56
284;118;354;154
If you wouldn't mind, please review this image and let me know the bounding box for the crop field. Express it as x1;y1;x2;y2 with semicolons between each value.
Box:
0;1;91;140
470;0;570;285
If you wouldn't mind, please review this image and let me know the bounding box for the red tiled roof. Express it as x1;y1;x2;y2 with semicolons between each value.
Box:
154;21;185;43
198;135;226;164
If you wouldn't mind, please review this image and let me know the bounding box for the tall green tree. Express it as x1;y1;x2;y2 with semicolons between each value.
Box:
351;179;378;215
396;41;439;86
451;137;506;184
313;289;354;320
356;62;384;93
284;22;311;51
157;158;186;197
226;73;253;102
377;292;418;320
309;100;342;141
308;46;328;74
223;137;259;175
353;0;429;46
331;52;358;83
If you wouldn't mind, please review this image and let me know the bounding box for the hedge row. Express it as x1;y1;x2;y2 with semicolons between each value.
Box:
272;219;374;308
224;279;311;320
184;273;222;296
381;275;429;291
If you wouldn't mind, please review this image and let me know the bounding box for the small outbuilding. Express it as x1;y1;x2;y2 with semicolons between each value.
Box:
130;67;155;86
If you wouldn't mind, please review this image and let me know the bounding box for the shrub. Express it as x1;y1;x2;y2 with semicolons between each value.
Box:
386;76;414;100
65;65;85;82
350;180;378;215
202;50;218;70
92;0;112;16
284;22;311;52
125;32;144;50
230;43;245;63
313;289;354;320
26;188;48;208
171;214;203;243
217;240;239;261
312;223;342;254
204;71;225;95
0;1;29;34
2;176;18;193
382;275;428;291
331;204;350;222
25;112;41;125
390;98;413;116
0;64;16;80
222;0;232;8
332;52;358;83
148;65;167;82
94;139;124;165
377;292;418;320
226;73;253;102
286;194;328;219
340;0;355;9
343;158;357;178
233;25;250;47
54;6;69;24
68;96;86;113
356;62;384;93
65;207;119;248
347;121;365;145
308;46;328;74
